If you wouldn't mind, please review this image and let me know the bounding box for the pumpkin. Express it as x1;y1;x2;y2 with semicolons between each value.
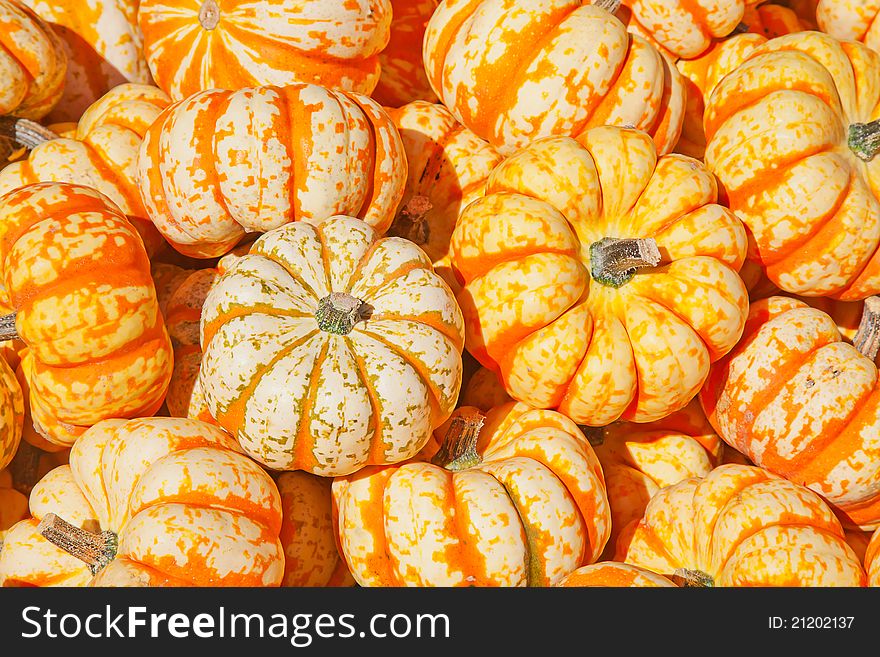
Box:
619;464;867;586
0;416;284;587
816;1;880;52
195;215;464;476
138;0;392;102
151;261;194;317
615;0;762;59
867;528;880;585
386;100;503;291
0;354;23;471
20;0;151;123
137;82;406;259
701;295;880;530
704;31;880;300
450;127;748;426
0;183;173;448
422;0;685;156
333;402;611;587
556;562;675;587
372;0;440;107
0;83;171;258
743;2;812;36
0;0;66;121
276;471;354;587
1;441;69;536
0;468;27;536
459;365;511;411
587;399;724;560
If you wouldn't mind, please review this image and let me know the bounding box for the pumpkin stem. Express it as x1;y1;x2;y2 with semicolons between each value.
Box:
9;440;42;496
431;412;485;471
37;513;118;575
671;568;715;587
589;237;661;288
730;22;750;35
199;0;221;30
0;312;18;342
592;0;622;13
388;195;433;246
315;292;366;335
853;296;880;361
0;116;58;152
848;120;880;162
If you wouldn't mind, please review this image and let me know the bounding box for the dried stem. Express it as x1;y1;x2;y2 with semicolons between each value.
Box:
431;412;485;471
315;293;366;335
854;296;880;361
671;568;715;588
37;513;118;575
849;120;880;162
589;237;661;288
0;313;17;342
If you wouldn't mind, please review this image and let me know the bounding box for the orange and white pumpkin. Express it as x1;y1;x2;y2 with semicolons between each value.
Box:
422;0;685;156
386;100;502;290
816;1;880;52
138;82;406;259
701;296;880;530
0;0;66;121
450;127;749;426
0;83;171;258
139;0;392;101
704;32;880;300
21;0;151;123
277;471;354;587
867;527;880;585
618;464;867;586
0;355;23;472
557;561;675;587
0;183;173;448
372;0;439;107
0;417;284;587
333;403;611;587
196;215;464;476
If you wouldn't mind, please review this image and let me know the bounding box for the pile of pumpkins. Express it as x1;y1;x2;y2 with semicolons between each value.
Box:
2;0;880;588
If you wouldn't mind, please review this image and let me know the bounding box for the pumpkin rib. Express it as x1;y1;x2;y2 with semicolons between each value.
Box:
444;470;494;586
205;90;242;236
344;342;384;466
290;338;332;472
348;93;380;222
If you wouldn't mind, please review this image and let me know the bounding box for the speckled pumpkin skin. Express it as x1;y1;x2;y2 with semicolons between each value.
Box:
618;464;867;586
0;356;23;471
0;0;66;120
139;0;391;101
0;417;284;587
867;527;880;585
332;402;611;587
0;183;173;448
701;296;880;530
196;215;464;476
817;0;880;53
450;126;749;426
137;82;406;259
422;1;685;156
557;561;675;587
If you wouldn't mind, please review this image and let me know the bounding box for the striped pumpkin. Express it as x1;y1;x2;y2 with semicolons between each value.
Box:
0;355;23;471
138;82;406;259
333;403;611;587
196;215;464;476
386;100;502;291
0;0;66;120
557;562;675;587
372;0;439;107
701;296;880;530
422;0;685;156
0;183;173;449
817;0;880;52
867;528;880;585
619;464;867;586
139;0;391;101
21;0;151;123
0;417;284;586
0;83;171;258
450;127;749;426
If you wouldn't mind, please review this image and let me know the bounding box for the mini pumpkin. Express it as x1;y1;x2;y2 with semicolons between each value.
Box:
195;215;464;476
556;562;675;587
1;441;69;536
450;126;749;426
333;402;611;586
386;100;503;290
0;83;171;258
422;0;685;156
0;354;23;471
139;0;391;101
867;527;880;585
0;183;173;448
20;0;151;123
138;82;406;259
816;1;880;52
277;471;354;587
704;31;880;300
372;0;440;107
0;417;284;587
701;295;880;530
618;463;867;586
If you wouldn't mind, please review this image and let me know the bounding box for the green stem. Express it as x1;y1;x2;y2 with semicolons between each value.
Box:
315;293;365;335
848;120;880;162
37;513;118;576
671;568;715;588
589;237;661;288
431;413;485;472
